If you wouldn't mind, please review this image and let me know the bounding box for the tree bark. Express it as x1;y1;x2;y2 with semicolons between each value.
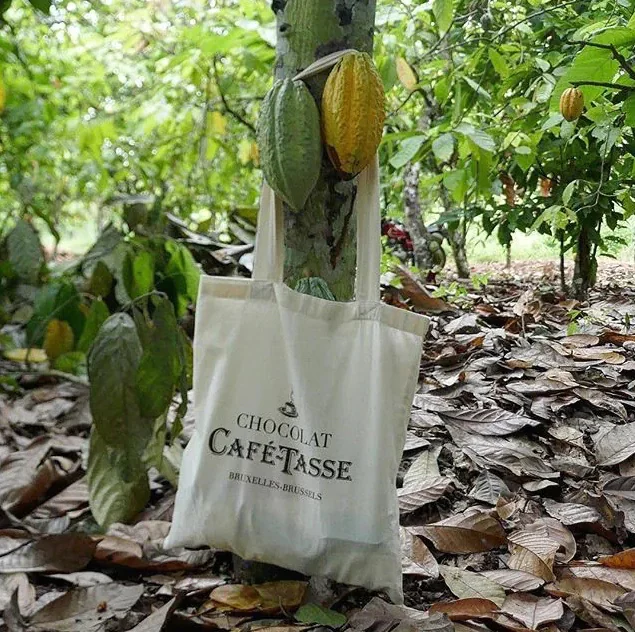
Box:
439;187;470;279
572;224;597;300
402;162;434;270
274;0;377;300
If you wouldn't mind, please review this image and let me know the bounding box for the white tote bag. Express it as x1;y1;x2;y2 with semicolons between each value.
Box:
166;57;428;602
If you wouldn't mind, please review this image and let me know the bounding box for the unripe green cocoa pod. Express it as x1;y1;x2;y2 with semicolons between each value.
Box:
257;79;322;211
560;87;584;122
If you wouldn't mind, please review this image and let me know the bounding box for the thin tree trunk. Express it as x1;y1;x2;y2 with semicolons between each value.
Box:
559;231;567;294
505;243;512;269
572;224;596;300
274;0;377;300
402;162;434;270
447;223;470;279
235;0;378;583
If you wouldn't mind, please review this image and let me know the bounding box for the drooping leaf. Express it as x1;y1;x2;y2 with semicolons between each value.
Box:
77;300;109;353
86;427;150;529
162;239;200;316
135;298;181;418
6;219;43;285
123;249;155;299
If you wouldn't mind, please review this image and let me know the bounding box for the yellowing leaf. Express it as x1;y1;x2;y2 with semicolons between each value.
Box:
238;139;254;165
3;348;48;363
44;319;75;360
209;581;308;614
250;141;259;165
210;584;262;611
208;111;227;136
396;57;417;91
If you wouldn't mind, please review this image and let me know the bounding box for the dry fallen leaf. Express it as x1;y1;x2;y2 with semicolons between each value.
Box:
400;527;439;578
439;566;506;607
547;577;626;612
501;593;564;629
429;598;498;622
398;477;452;512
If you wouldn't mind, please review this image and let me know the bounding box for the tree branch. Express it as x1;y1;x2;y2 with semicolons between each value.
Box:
569;40;635;81
212;58;256;134
569;80;635;90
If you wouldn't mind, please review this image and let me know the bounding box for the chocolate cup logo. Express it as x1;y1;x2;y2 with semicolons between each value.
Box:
278;392;298;418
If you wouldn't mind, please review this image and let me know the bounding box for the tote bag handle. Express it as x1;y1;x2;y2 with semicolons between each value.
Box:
252;50;381;303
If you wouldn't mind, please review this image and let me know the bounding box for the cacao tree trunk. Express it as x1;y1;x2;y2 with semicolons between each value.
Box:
572;224;596;300
403;162;435;270
447;222;470;279
235;0;378;583
274;0;378;300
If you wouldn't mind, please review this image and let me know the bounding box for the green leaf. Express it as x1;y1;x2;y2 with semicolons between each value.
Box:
0;0;13;16
295;604;347;627
81;225;122;276
463;76;491;100
625;94;635;126
389;135;425;169
443;169;469;203
142;413;168;472
27;282;85;346
6;219;43;285
456;123;496;152
432;133;455;162
27;0;50;13
488;48;509;78
163;240;200;316
433;0;454;34
77;299;110;353
87;427;150;529
123;249;155;299
52;351;86;376
562;180;577;206
88;313;153;478
135;298;180;419
88;261;114;298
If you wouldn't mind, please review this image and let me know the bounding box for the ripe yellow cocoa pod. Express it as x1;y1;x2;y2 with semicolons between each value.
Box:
559;87;584;122
322;51;386;178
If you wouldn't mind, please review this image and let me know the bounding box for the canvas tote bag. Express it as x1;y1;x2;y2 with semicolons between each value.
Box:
165;52;429;602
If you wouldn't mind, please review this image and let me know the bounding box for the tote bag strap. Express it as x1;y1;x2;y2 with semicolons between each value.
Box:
253;50;381;303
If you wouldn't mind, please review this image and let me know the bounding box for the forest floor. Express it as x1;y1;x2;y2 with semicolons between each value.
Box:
1;261;635;631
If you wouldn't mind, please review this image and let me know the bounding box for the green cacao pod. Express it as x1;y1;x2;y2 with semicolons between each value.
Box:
559;88;584;122
294;277;336;301
257;79;322;211
322;51;385;178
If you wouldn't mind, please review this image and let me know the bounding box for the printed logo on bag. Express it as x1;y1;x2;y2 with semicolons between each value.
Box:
207;390;354;500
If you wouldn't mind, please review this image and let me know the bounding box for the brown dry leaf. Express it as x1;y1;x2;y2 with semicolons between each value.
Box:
543;500;601;526
600;549;635;569
208;584;262;612
562;334;601;348
501;593;563;629
398;477;452;513
559;565;635;592
349;596;453;632
574;387;628;420
415;508;506;554
603;476;635;500
29;478;89;521
429;598;498;622
403;448;441;485
30;583;143;631
548;577;626;612
566;595;623;632
48;573;113;588
480;570;545;592
126;597;177;632
439;566;506;607
400;527;439;578
439;407;539;436
0;573;35;614
252;581;307;612
469;471;511;505
173;575;226;595
596;423;635;466
507;529;559;582
403;432;430;452
571;347;626;364
394;266;452;313
0;532;96;573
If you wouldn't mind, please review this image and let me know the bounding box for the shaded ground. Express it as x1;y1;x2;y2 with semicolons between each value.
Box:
2;261;635;631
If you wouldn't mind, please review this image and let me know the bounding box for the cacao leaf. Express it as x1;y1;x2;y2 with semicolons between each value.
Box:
88;313;152;470
88;260;113;298
543;500;601;525
398;477;452;512
87;427;150;528
440;406;540;436
396;57;417;91
122;249;155;299
547;577;626;612
403;446;442;485
163;240;200;316
400;527;439;578
481;569;545;592
559;565;635;592
3;348;47;363
127;597;178;632
501;593;563;629
432;0;454;34
596;423;635;466
76;300;109;353
6;219;43;285
135;298;180;419
429;598;498;622
43;320;74;361
30;583;143;631
439;566;506;606
295;603;346;627
469;470;510;505
600;549;635;570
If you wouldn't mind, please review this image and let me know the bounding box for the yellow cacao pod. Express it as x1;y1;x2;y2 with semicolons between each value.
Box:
322;51;385;178
559;87;584;122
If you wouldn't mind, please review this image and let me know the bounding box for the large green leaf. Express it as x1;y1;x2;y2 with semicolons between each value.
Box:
432;133;455;162
123;249;155;299
6;219;43;285
162;240;200;316
432;0;454;35
456;123;496;152
77;299;110;353
135;298;180;419
389;135;425;169
27;0;51;13
551;29;635;109
87;427;150;528
88;313;152;477
625;94;635;126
